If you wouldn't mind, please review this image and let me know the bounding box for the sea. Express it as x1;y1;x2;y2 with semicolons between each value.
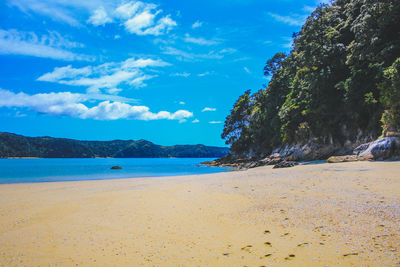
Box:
0;158;231;184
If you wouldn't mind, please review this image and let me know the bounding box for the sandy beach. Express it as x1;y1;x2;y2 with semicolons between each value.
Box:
0;161;399;266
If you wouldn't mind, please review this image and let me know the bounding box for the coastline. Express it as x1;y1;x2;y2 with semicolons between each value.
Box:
1;157;41;159
0;161;399;266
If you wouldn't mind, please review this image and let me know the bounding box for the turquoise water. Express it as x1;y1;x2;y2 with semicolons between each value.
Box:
0;158;230;184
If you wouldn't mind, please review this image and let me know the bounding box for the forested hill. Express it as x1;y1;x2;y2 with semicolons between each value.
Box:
0;132;229;158
222;0;400;157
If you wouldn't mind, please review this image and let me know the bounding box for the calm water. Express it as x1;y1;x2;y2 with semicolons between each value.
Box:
0;158;231;184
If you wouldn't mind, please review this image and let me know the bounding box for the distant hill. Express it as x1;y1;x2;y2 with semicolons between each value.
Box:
0;132;230;158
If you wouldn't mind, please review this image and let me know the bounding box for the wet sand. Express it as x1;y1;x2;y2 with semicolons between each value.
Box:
0;161;399;266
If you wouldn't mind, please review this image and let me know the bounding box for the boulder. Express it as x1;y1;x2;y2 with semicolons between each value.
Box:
270;141;340;162
353;142;370;155
242;161;259;169
268;157;284;165
357;137;400;160
327;155;359;163
110;166;122;170
273;161;298;169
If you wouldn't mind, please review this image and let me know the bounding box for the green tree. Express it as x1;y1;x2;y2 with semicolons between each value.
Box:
221;90;253;155
379;58;400;134
221;0;400;158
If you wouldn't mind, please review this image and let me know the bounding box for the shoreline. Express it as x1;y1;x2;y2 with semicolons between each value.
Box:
0;161;399;266
0;157;218;159
0;169;225;186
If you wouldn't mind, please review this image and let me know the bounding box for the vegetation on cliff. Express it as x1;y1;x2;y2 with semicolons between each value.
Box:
0;132;229;158
222;0;400;157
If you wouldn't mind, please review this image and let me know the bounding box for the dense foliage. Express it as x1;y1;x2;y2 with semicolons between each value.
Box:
0;132;229;158
222;0;400;156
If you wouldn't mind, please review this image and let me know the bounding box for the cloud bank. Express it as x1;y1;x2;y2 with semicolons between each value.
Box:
0;89;193;121
9;0;177;36
89;1;177;36
0;29;90;61
267;12;307;26
202;107;216;112
184;34;220;46
37;57;170;93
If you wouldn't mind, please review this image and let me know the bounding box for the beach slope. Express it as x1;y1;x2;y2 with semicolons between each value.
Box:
0;161;399;266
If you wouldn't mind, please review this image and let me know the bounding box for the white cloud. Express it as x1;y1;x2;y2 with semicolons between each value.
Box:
192;119;200;123
107;88;122;94
170;72;190;77
62;70;140;93
202;107;216;112
128;74;157;88
209;121;222;124
179;101;185;105
267;12;306;26
37;65;92;82
124;9;157;34
197;72;212;77
107;1;177;36
244;67;251;73
192;21;203;29
37;57;169;93
140;15;177;36
0;29;90;61
184;34;219;46
87;6;113;26
9;0;85;26
219;48;237;54
162;47;199;60
122;57;169;69
233;56;251;62
162;46;235;61
115;1;145;19
0;88;193;121
9;0;177;36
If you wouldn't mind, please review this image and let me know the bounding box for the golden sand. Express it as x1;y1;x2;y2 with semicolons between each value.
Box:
0;161;399;266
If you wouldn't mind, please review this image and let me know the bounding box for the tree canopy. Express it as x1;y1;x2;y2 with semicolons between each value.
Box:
222;0;400;156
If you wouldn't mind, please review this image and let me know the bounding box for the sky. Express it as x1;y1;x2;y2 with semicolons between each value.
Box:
0;0;326;147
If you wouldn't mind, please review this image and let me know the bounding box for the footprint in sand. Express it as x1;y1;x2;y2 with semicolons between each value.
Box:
343;252;358;257
284;254;295;260
241;245;253;253
297;242;309;247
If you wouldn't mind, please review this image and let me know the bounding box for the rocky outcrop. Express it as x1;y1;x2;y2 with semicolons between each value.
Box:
273;161;299;169
356;137;400;160
202;154;292;170
110;166;122;169
203;136;400;169
327;137;400;163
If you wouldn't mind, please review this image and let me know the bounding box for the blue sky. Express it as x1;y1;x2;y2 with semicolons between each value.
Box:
0;0;325;146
